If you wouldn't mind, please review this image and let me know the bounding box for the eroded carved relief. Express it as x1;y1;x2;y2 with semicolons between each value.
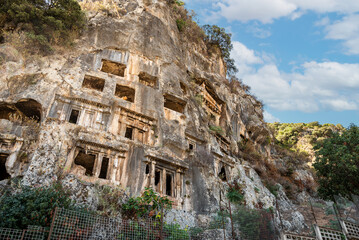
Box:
185;132;206;154
215;133;230;154
197;81;224;125
117;108;156;145
0;135;24;180
65;140;126;185
144;154;188;205
48;95;111;131
214;153;234;182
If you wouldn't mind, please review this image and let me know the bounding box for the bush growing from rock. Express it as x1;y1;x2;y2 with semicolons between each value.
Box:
121;187;172;219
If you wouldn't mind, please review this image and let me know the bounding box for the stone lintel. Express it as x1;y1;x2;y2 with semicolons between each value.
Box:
118;107;156;123
185;132;206;144
77;139;127;156
56;94;111;110
145;154;189;170
212;151;235;168
163;93;187;106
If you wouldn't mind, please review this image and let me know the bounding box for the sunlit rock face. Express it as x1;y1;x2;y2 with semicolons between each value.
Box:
0;0;311;233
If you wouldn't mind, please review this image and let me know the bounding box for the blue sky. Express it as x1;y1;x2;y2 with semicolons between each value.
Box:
183;0;359;127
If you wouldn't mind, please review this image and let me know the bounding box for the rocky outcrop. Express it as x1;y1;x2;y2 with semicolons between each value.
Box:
0;0;315;233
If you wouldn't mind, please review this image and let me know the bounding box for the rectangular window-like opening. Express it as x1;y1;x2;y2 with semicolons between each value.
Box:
74;151;96;176
164;95;186;113
125;127;133;139
69;109;80;124
145;164;150;174
82;75;105;92
101;59;126;77
189;143;194;151
115;85;135;103
0;154;10;180
138;72;157;88
99;157;109;179
166;173;173;196
155;170;161;186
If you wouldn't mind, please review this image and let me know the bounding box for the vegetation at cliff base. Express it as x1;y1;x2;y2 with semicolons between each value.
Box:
313;124;359;201
0;0;86;54
0;184;77;229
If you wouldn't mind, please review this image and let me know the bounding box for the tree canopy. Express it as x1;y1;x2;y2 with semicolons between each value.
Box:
0;0;86;54
202;24;238;76
313;124;359;200
269;122;344;151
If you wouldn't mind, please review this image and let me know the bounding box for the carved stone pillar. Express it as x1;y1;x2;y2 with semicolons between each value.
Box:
176;168;182;199
150;160;156;189
113;155;119;182
94;153;104;177
161;168;166;195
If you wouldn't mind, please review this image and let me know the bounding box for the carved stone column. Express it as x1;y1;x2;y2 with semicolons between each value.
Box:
176;168;182;199
94;152;104;177
161;168;166;195
150;160;156;189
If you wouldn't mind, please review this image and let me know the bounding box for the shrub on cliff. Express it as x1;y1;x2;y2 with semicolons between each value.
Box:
0;0;86;54
0;184;77;229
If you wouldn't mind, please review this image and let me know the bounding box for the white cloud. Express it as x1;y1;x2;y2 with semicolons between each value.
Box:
324;14;359;55
214;0;359;23
231;41;263;75
320;99;358;111
194;0;359;56
315;16;330;26
232;42;359;112
263;111;281;122
232;42;263;65
246;25;272;38
289;10;305;20
216;0;297;23
290;0;359;14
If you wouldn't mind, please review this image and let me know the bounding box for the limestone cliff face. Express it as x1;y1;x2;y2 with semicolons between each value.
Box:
0;0;313;232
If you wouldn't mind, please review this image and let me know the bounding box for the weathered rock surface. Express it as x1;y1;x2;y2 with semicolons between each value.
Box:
0;0;315;234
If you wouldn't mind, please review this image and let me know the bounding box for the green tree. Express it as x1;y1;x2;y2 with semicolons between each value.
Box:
202;24;238;76
0;0;86;54
313;124;359;200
